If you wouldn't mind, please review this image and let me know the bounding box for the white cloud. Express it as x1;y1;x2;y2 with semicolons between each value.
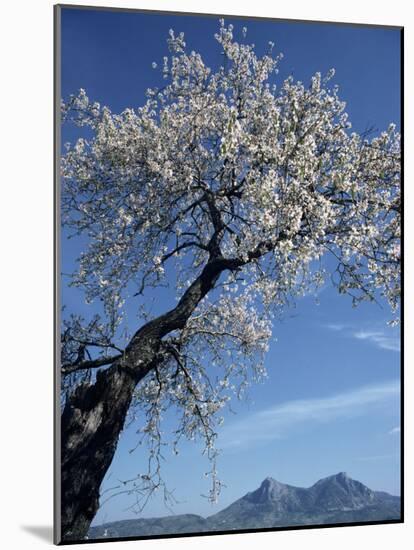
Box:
353;330;400;352
389;426;401;435
323;323;346;332
323;323;400;353
220;380;399;449
356;453;397;462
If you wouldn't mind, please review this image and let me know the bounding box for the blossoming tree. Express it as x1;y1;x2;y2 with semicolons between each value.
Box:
60;21;400;541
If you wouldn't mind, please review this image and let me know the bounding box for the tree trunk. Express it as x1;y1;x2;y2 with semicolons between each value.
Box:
59;256;230;541
61;364;140;541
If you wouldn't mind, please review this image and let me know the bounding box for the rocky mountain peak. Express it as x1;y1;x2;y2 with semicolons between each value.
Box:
250;476;289;503
310;472;376;511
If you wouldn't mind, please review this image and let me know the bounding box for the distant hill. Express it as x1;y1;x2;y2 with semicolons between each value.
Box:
88;472;401;539
88;514;208;539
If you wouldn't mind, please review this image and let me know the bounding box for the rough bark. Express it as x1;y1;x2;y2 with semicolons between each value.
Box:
61;365;139;541
60;255;229;541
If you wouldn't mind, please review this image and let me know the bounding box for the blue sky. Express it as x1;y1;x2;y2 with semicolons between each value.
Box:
60;7;401;524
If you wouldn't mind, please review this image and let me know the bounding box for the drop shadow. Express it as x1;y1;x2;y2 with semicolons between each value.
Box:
21;525;54;543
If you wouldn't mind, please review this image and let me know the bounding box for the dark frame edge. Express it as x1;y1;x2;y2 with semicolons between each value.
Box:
55;3;403;31
54;3;62;546
58;518;404;546
399;25;404;525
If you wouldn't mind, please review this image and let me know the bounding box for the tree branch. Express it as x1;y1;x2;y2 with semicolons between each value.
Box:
161;240;207;263
61;353;123;375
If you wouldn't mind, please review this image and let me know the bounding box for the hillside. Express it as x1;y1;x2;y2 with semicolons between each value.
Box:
89;472;400;539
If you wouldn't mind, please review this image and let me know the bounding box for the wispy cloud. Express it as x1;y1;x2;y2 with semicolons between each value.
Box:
356;453;397;462
323;323;400;353
324;323;346;332
353;330;400;352
389;426;401;435
220;380;399;449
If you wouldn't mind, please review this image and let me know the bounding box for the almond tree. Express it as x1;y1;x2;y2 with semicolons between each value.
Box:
59;21;400;541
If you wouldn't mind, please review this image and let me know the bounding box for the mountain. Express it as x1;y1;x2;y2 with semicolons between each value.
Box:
208;472;400;530
309;471;377;511
88;472;401;539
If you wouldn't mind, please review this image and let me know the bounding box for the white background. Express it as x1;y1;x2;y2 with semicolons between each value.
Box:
1;0;412;548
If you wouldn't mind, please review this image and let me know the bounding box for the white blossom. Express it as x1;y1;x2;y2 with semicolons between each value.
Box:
61;20;401;506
